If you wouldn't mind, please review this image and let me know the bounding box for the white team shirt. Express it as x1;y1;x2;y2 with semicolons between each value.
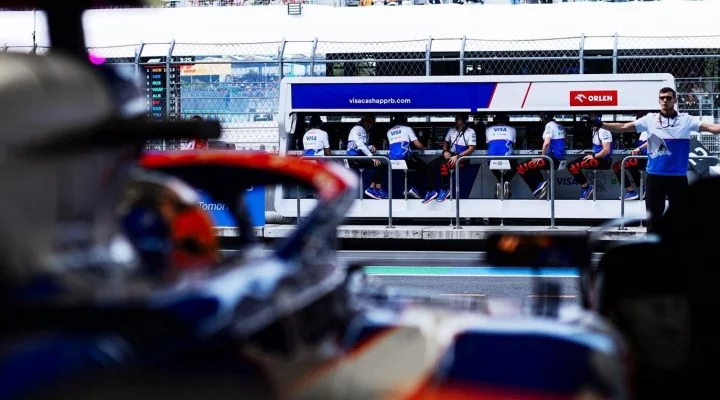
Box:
444;126;477;154
302;128;330;156
634;112;701;175
347;125;373;156
485;124;516;156
592;128;613;146
387;124;418;160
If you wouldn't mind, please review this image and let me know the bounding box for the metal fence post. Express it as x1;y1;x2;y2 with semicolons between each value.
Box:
612;32;618;74
425;36;432;77
459;35;466;76
579;33;585;74
309;37;318;76
455;155;556;230
279;39;287;78
135;41;145;82
166;40;175;121
300;155;392;228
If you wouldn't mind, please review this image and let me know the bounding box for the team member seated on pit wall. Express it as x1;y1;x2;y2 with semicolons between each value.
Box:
612;129;648;201
386;114;428;199
347;114;388;200
566;120;613;200
516;113;567;199
486;113;517;199
302;115;331;157
423;113;477;204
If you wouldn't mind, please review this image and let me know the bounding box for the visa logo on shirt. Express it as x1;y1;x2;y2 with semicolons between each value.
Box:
306;136;316;141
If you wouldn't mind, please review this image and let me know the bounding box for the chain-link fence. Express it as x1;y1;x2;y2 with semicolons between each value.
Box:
30;35;715;154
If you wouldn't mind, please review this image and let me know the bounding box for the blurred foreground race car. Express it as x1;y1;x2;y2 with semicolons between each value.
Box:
268;233;631;400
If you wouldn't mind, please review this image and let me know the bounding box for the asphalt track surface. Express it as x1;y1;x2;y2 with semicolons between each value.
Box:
223;250;587;306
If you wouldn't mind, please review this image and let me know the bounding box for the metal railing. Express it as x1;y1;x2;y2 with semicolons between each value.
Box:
455;155;557;230
299;155;393;227
618;155;720;229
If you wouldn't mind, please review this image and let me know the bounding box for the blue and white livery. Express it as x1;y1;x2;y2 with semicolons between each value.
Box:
346;125;373;157
637;131;648;155
302;128;330;156
445;127;477;154
387;125;418;160
485;124;516;156
543;121;567;160
592;128;613;159
634;113;701;176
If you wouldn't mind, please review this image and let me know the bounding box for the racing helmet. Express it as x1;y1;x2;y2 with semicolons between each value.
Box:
119;169;220;277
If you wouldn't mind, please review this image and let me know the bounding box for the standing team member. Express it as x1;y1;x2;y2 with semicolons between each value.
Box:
302;115;331;156
566;122;613;200
612;127;649;201
347;114;387;200
386;114;427;199
423;114;476;204
485;113;517;199
516;114;566;199
592;87;720;233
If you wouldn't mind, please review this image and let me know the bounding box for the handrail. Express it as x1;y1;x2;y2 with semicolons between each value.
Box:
619;154;720;229
300;155;393;228
455;155;556;230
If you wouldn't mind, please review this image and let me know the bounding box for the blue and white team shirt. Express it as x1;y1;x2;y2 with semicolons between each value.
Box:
542;121;566;160
485;124;516;156
592;127;613;159
444;126;477;154
637;131;648;155
346;124;373;156
634;112;701;176
302;128;330;156
387;124;418;160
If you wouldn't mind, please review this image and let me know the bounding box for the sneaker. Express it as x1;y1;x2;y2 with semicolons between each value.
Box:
364;187;381;200
642;186;647;200
579;185;594;200
375;188;389;199
495;183;501;199
622;191;639;201
407;187;422;199
503;181;511;199
533;181;548;199
436;189;451;202
422;190;438;204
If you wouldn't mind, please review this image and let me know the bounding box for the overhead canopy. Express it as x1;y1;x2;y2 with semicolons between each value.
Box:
281;74;675;114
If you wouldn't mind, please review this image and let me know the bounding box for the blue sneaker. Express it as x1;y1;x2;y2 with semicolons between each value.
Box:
436;189;450;202
533;181;548;199
375;188;389;199
422;190;438;204
579;185;594;200
407;187;422;199
622;191;639;201
364;187;381;199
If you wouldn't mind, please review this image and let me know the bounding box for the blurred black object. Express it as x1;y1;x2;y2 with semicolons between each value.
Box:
593;176;720;399
486;232;592;315
486;233;590;268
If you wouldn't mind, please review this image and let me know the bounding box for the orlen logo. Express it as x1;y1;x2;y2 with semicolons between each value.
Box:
570;90;618;106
